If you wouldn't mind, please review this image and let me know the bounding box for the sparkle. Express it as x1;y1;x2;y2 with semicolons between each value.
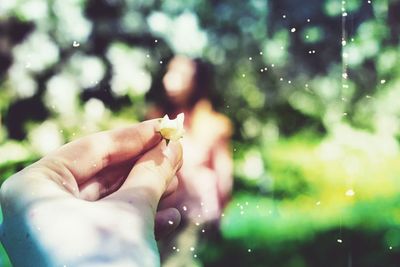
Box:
381;79;386;84
168;220;174;225
190;247;195;251
337;239;343;243
291;28;296;33
248;249;252;252
182;206;187;211
345;189;355;196
72;41;80;47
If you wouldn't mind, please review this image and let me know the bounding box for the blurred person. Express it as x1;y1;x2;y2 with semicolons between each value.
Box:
146;56;233;266
0;120;183;267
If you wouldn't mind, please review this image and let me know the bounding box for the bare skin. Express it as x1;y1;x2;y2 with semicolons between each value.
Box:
0;120;183;267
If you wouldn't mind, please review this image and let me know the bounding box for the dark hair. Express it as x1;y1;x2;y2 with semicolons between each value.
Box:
146;57;215;116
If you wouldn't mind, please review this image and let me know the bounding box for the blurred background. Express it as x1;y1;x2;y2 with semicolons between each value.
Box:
1;0;400;266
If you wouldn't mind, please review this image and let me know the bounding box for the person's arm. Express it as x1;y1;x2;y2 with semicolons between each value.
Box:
0;120;182;267
212;138;233;209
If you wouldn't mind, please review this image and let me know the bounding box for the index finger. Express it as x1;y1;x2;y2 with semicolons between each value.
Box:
44;119;162;185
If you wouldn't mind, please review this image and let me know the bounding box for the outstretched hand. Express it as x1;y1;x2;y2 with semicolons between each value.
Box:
0;120;182;267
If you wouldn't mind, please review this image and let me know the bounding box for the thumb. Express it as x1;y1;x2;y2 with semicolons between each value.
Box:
107;140;182;212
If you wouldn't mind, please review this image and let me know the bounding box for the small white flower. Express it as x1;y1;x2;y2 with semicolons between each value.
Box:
159;113;185;141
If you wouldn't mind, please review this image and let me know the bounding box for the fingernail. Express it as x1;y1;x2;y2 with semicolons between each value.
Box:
162;140;182;169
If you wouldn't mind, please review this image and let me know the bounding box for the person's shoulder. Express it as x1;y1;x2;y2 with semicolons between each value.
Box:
193;100;233;139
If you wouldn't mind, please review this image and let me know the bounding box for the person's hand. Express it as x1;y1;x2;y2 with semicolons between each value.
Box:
0;120;183;267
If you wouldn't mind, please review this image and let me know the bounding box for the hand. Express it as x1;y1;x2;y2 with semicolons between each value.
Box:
0;120;183;267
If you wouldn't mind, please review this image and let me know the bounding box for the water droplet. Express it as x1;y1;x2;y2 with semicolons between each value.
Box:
172;246;176;250
248;249;252;252
342;12;348;17
337;239;343;243
282;15;286;19
72;41;80;47
242;74;246;78
194;254;197;258
176;248;180;252
190;247;195;251
380;79;386;84
168;220;174;225
342;40;347;46
159;61;163;64
307;19;311;22
259;51;263;55
154;39;158;43
389;246;393;250
248;57;253;61
201;229;205;233
291;28;296;33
